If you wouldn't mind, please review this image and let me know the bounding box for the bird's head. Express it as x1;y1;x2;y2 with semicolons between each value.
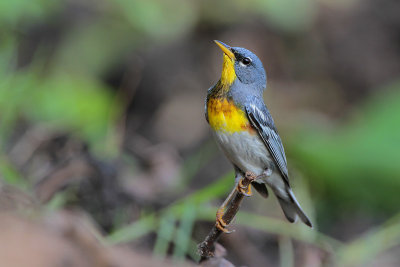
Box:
215;40;266;91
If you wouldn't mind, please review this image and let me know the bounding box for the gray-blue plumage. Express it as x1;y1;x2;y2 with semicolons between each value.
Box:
206;42;312;227
227;48;289;184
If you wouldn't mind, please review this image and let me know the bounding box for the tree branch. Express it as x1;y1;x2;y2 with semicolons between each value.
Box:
198;172;256;262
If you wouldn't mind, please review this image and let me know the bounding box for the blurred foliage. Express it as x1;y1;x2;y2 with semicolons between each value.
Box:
0;66;118;155
0;0;400;266
252;0;316;32
0;0;58;25
290;82;400;221
106;169;400;266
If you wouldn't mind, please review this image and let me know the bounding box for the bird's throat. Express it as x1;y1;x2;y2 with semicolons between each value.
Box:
220;54;236;87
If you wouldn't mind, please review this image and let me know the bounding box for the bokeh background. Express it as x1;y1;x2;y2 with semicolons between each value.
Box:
1;0;400;266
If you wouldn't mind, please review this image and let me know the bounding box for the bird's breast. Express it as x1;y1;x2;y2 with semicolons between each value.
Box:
207;97;256;134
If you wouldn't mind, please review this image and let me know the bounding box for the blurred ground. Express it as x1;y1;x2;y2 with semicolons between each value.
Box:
0;210;188;267
1;0;400;266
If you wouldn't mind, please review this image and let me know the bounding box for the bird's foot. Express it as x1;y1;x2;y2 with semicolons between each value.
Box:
215;207;234;233
237;172;256;196
236;179;252;196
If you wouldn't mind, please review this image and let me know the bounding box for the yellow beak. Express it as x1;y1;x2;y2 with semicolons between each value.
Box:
214;40;235;60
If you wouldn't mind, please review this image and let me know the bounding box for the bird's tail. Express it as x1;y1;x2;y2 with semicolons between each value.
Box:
276;188;312;228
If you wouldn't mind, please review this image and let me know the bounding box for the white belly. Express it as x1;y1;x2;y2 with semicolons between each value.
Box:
213;129;289;197
213;130;272;175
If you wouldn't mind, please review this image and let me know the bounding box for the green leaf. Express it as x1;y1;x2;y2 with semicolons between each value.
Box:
107;214;157;245
0;156;29;189
153;213;176;258
172;203;197;261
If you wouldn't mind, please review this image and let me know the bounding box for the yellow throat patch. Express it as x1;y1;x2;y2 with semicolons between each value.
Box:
207;98;253;134
220;54;236;86
206;49;253;134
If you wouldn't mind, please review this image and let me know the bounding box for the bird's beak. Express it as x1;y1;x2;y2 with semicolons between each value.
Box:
214;40;235;60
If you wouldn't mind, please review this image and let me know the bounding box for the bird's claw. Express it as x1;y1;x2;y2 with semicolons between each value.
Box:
216;208;234;233
236;177;252;196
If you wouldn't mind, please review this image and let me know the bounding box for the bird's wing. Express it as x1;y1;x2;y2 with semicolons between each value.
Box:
245;98;289;185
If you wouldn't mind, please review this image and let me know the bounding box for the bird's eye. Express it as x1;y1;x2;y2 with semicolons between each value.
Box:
241;57;251;65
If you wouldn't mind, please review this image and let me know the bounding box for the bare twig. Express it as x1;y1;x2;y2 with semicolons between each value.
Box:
198;172;256;262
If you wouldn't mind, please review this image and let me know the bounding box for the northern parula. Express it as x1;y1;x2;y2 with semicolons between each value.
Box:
205;40;312;229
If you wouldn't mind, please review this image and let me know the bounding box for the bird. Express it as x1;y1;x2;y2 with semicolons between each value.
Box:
205;40;312;230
